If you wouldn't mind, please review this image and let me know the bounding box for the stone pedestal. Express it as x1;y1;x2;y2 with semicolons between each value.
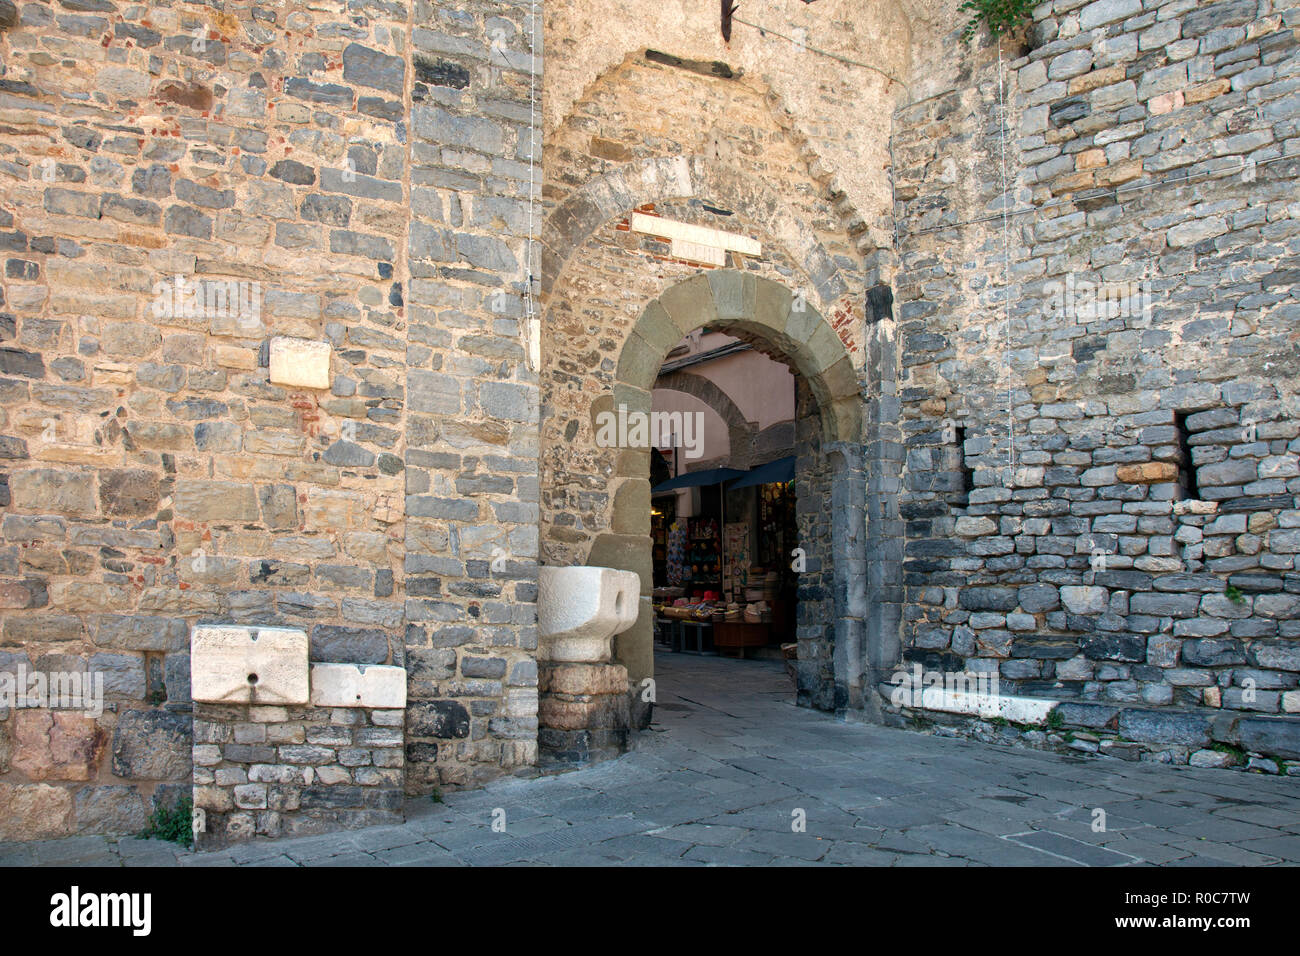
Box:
537;663;631;766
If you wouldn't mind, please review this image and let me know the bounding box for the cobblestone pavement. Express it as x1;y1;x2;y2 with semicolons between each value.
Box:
5;652;1300;867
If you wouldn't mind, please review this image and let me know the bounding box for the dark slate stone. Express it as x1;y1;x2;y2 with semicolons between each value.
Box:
343;42;406;94
958;587;1019;612
460;656;507;678
1093;570;1153;591
1236;716;1300;760
300;193;350;225
414;55;470;90
58;0;115;11
1017;583;1060;613
175;179;235;209
164;204;212;239
322;440;375;467
1079;632;1146;662
1049;96;1089;126
4;259;37;280
165;397;226;420
114;21;160;46
1117;709;1211;747
329;228;393;260
866;283;893;324
310;624;389;664
269;159;316;185
0;434;28;459
408;700;471;739
1227;572;1286;593
300;786;366;809
357;96;404;121
1181;638;1246;667
1219;494;1293;514
1055;701;1120;730
285;77;353;105
101;194;161;225
1183;0;1257;36
0;347;44;378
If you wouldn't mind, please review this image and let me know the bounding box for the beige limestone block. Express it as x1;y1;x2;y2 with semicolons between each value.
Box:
310;663;407;709
268;336;330;389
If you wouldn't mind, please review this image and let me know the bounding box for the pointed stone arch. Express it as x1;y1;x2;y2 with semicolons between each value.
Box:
540;155;853;314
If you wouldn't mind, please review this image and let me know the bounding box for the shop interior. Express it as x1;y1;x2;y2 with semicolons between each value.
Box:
648;329;800;672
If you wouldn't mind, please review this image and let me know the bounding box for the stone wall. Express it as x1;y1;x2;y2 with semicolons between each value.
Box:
0;0;543;838
194;701;404;849
398;0;542;790
889;0;1300;762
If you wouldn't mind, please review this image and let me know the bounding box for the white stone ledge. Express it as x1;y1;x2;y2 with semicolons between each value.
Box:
310;663;407;709
630;212;761;257
881;683;1058;723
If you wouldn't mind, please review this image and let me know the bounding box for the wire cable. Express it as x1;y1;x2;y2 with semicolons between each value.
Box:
732;15;908;89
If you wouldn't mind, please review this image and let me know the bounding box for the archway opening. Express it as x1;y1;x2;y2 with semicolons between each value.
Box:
539;270;868;764
648;325;808;703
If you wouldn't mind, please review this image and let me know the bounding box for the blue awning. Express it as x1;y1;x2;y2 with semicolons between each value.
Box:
650;467;745;493
727;456;795;489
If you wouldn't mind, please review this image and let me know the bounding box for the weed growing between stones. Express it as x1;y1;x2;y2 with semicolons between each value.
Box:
139;795;194;849
1210;742;1246;767
958;0;1035;41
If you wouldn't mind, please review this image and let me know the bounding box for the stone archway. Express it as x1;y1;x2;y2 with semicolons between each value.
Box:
581;270;866;726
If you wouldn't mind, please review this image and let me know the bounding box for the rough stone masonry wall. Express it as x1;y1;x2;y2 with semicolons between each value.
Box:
399;0;541;791
891;0;1300;764
0;0;543;839
194;701;403;849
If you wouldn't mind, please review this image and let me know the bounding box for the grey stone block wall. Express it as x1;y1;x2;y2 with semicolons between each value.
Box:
193;703;404;850
401;0;542;791
888;0;1300;747
0;0;544;837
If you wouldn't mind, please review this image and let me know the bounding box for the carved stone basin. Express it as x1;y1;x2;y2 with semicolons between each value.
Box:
537;566;641;663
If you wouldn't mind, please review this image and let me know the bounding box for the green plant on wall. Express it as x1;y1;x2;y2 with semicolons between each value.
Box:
960;0;1037;42
139;795;194;849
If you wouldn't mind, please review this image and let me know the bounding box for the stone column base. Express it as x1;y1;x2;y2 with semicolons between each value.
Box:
538;663;631;766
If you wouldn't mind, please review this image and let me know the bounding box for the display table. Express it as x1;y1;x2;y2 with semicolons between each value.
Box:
655;617;715;654
713;621;770;658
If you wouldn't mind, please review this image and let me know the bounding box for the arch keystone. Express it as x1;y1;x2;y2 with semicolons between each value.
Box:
708;269;756;322
753;280;794;336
